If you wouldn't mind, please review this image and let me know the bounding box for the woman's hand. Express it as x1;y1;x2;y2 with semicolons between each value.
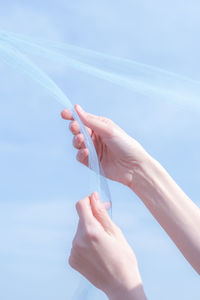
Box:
61;105;148;188
63;106;200;275
69;192;147;300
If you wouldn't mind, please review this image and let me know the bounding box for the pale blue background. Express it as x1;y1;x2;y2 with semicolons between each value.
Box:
0;1;199;299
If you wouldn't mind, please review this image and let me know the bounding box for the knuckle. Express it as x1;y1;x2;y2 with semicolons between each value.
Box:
73;238;85;252
75;200;82;212
72;237;78;248
75;197;87;213
72;235;83;251
72;241;80;252
101;116;113;125
84;225;99;243
100;117;116;136
72;235;86;251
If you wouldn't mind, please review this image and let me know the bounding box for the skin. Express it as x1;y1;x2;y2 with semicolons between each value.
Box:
69;192;147;300
61;104;200;298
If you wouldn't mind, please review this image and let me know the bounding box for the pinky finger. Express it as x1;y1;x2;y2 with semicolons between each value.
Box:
76;148;89;167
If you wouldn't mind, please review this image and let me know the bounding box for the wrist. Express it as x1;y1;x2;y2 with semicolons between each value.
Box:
129;149;171;212
128;149;164;209
128;145;155;192
108;284;147;300
105;267;147;300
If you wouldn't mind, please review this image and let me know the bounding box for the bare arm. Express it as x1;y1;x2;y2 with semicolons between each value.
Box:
62;104;200;274
69;193;147;300
130;153;200;274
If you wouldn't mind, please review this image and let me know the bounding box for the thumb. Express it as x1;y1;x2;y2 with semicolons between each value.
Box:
75;104;113;137
90;192;115;234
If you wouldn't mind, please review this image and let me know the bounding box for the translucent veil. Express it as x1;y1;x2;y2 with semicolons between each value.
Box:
0;30;200;299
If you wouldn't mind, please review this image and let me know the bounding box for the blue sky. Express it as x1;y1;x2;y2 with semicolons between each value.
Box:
0;1;199;299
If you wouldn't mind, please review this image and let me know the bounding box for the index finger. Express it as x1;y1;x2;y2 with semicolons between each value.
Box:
61;109;74;120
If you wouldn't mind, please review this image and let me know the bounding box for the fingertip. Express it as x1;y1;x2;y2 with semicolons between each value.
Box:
92;191;100;202
90;191;102;211
61;110;66;119
74;104;79;111
75;104;85;117
75;195;92;218
76;196;87;212
91;193;111;211
61;109;73;120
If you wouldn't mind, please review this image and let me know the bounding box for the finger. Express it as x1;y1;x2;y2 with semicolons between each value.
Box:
73;133;85;150
61;108;93;137
103;201;112;211
61;109;74;120
75;196;94;224
90;192;115;234
69;121;80;135
85;126;93;137
76;149;89;167
69;121;93;137
75;104;112;137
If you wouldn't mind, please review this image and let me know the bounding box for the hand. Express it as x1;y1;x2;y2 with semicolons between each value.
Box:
61;105;148;188
68;192;147;300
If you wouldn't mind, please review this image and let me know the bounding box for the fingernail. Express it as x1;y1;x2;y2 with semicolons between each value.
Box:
76;105;84;114
104;202;112;211
93;191;100;202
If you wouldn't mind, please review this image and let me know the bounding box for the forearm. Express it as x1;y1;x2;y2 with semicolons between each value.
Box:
130;153;200;274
